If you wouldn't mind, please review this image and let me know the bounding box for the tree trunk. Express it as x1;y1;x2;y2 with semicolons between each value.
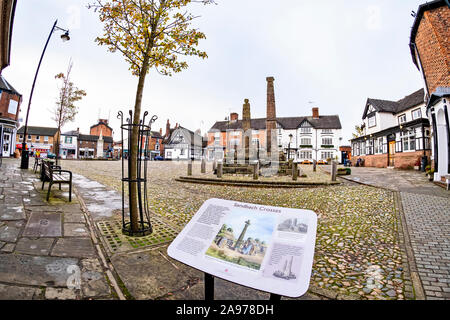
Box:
129;53;151;232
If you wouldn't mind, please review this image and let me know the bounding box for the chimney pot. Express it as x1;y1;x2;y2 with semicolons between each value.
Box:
312;107;319;119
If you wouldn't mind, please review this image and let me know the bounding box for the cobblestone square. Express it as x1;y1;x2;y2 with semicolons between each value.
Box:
63;159;419;300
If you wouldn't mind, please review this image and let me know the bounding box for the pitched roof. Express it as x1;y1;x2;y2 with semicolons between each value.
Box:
363;88;425;119
17;126;58;136
78;134;113;143
151;131;163;139
90;120;113;132
62;130;79;136
209;115;342;131
0;74;21;96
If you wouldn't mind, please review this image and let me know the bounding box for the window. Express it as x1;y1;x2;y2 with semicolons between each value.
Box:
65;136;72;144
19;135;23;139
375;137;383;153
368;115;376;128
367;139;374;155
35;135;40;141
7;100;18;114
398;114;407;125
401;130;416;151
300;138;311;145
321;152;333;160
322;129;332;134
411;108;422;120
300;127;312;134
299;151;312;159
44;136;49;142
322;138;332;145
252;130;259;135
28;135;31;141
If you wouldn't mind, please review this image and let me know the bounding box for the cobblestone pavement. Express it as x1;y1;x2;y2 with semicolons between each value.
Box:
0;158;117;300
332;165;450;300
63;159;416;300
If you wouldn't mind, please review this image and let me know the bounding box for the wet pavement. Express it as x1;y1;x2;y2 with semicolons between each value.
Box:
0;158;116;300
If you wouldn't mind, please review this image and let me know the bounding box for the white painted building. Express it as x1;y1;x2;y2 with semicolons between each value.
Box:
60;131;78;159
351;89;431;168
164;126;204;160
207;108;343;163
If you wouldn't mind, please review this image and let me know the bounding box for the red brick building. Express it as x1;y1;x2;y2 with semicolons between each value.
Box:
0;74;21;157
90;118;113;137
409;0;450;182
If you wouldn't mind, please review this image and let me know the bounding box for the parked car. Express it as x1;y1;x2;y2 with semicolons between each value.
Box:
301;160;312;165
154;155;164;161
47;152;56;159
317;160;327;165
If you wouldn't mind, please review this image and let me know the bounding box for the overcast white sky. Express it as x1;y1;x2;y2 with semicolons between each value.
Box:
3;0;426;143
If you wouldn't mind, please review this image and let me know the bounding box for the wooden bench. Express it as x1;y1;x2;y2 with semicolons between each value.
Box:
41;161;72;202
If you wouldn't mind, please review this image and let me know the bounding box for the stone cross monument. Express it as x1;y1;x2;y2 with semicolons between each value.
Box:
242;99;251;161
265;77;277;156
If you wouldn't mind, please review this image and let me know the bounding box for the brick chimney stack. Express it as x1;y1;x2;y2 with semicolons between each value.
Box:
230;112;238;122
159;128;162;135
165;119;170;137
312;107;319;119
266;77;277;154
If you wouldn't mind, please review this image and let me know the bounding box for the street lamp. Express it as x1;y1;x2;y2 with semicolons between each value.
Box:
20;20;70;169
288;133;293;160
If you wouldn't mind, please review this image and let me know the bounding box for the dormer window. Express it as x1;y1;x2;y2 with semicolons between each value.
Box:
398;114;407;125
300;127;312;134
368;115;376;128
411;108;422;120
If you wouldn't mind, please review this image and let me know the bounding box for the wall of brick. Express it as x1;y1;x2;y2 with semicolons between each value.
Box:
0;90;20;121
415;6;450;95
354;151;430;169
90;123;112;137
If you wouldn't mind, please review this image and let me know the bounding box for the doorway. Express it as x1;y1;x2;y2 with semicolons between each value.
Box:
388;141;395;167
2;132;11;157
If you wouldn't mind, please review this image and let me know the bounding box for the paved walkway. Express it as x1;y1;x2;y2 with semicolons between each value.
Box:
0;158;117;300
335;165;450;300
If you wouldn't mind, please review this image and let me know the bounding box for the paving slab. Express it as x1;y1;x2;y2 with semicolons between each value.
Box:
0;224;22;242
0;204;26;220
0;254;79;287
63;212;86;223
80;258;111;298
0;283;42;300
51;238;96;258
15;237;55;255
45;287;78;300
111;249;202;299
23;211;62;237
64;223;89;237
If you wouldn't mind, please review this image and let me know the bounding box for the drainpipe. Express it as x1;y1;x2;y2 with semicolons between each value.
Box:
431;109;438;170
444;104;450;174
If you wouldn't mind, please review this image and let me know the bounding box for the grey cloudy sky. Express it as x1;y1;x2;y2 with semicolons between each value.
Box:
3;0;426;142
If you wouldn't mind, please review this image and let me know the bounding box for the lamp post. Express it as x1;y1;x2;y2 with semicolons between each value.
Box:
287;133;293;160
20;20;70;169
